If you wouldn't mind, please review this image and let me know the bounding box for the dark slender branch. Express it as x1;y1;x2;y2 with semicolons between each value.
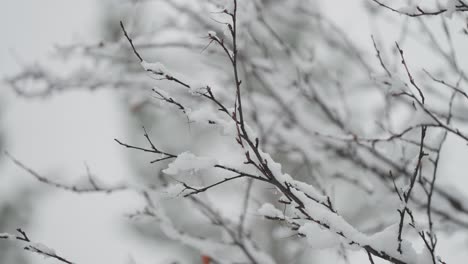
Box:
424;69;468;101
183;174;247;196
396;126;427;254
114;138;176;160
5;152;126;193
366;249;376;264
371;0;468;17
120;21;143;62
371;35;392;77
395;42;425;104
1;229;74;264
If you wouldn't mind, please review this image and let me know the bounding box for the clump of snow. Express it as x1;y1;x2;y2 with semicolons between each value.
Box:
207;30;217;37
188;86;207;96
187;106;238;136
257;150;326;203
364;223;429;263
141;60;167;75
28;242;57;256
0;233;14;240
291;179;326;202
163;152;217;175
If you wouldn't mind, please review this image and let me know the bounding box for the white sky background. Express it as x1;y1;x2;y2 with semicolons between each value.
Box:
0;0;468;264
0;1;173;264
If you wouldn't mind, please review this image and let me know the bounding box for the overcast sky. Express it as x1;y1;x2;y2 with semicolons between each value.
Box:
1;1;468;264
0;1;172;263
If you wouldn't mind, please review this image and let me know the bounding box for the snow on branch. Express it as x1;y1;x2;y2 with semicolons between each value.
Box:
371;0;468;17
113;1;461;263
0;229;74;264
7;0;468;263
163;152;217;175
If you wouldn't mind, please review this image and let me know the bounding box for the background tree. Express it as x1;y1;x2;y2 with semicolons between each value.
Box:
0;95;34;264
2;0;468;263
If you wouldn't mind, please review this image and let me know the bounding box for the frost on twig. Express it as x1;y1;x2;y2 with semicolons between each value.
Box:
6;0;468;263
0;229;74;264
